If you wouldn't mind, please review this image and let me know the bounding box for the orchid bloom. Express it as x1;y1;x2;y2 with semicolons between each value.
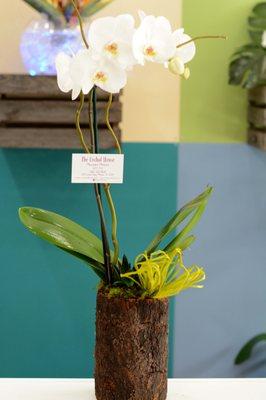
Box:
56;49;127;98
56;50;95;100
55;11;197;99
88;14;137;70
132;12;177;65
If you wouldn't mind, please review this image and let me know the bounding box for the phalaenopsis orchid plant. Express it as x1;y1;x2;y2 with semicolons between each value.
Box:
19;1;223;300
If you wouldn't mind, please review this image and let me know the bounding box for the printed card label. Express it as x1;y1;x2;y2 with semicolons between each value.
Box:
71;154;124;184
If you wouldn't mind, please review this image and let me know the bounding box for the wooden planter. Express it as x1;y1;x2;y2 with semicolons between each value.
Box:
0;74;121;149
248;86;266;150
95;290;169;400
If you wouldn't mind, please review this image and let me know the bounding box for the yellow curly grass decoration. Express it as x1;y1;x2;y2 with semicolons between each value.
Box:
121;249;205;299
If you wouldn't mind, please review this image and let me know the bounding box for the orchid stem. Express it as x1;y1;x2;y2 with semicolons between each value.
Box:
71;0;89;49
103;93;121;266
176;35;227;49
75;93;91;153
106;94;122;154
73;0;120;280
90;87;112;284
104;185;119;266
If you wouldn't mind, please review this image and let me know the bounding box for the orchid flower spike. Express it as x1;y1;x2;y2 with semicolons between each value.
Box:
56;49;127;99
88;14;137;70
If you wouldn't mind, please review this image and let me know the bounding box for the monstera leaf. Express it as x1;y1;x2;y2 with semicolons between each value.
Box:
19;207;106;279
229;2;266;88
145;186;213;255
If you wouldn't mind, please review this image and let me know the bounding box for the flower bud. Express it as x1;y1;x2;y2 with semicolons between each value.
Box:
183;67;190;80
168;56;185;76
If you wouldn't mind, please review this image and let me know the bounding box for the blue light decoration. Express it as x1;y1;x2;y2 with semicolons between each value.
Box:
20;17;82;76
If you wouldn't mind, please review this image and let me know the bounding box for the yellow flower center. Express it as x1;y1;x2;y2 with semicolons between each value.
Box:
144;46;156;57
105;42;118;56
94;71;108;83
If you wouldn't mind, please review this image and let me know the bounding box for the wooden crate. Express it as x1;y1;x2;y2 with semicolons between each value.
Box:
248;86;266;150
0;74;122;149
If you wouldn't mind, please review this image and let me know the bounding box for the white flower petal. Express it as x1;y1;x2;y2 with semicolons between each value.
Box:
88;17;116;51
55;52;73;93
56;50;96;99
72;86;81;100
138;10;146;21
133;14;176;64
174;30;196;64
88;14;136;70
93;59;127;93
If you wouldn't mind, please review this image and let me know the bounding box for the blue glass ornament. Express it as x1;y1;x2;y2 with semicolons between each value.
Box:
20;17;83;76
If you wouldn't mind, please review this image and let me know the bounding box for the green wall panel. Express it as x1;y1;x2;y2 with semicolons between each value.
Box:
181;0;256;143
0;143;177;377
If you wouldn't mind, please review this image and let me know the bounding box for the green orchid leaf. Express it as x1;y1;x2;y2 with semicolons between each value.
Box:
164;204;206;253
145;187;213;255
23;0;65;26
235;333;266;364
58;247;106;280
166;235;196;253
19;207;105;264
81;0;114;17
253;3;266;18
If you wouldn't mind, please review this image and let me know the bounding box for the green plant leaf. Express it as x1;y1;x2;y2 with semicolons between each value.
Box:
229;57;253;85
81;0;114;17
145;187;213;255
249;30;264;45
19;207;105;264
164;203;206;253
58;247;106;280
253;2;266;17
176;235;196;251
235;333;266;364
249;16;266;30
23;0;65;26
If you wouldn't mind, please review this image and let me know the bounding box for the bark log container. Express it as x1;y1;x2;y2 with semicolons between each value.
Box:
248;85;266;150
95;290;169;400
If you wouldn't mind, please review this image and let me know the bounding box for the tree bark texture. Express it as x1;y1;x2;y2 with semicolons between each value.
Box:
95;290;169;400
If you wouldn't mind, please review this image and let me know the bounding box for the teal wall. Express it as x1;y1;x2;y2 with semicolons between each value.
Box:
0;143;177;377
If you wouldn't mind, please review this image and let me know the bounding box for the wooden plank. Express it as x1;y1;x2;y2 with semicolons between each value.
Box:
0;75;118;100
0;100;121;125
248;128;266;151
249;86;266;106
248;105;266;128
0;127;121;149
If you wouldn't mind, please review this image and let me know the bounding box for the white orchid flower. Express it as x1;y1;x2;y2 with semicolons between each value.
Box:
92;57;127;93
88;14;137;70
56;49;95;100
56;49;127;98
132;12;177;65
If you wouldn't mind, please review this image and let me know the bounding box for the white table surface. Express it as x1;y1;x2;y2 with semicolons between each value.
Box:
0;378;265;400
